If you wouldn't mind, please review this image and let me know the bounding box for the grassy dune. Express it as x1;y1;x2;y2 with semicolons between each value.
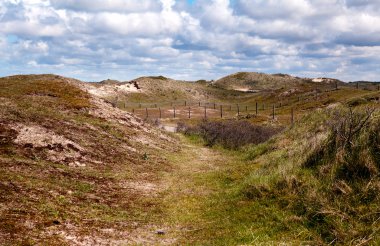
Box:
0;75;175;244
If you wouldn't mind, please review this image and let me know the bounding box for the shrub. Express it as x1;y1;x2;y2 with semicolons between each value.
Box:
178;120;281;149
148;75;168;80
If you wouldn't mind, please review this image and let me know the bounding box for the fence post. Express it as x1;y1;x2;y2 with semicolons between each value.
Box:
220;105;223;118
132;108;135;114
159;108;162;119
245;105;248;112
335;81;338;90
174;106;176;118
204;106;207;119
188;107;191;118
237;104;240;116
199;101;201;107
272;104;275;119
229;105;232;111
256;102;258;115
146;108;148;118
356;82;359;89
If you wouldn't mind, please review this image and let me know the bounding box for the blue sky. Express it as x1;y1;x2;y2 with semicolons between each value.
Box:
0;0;379;82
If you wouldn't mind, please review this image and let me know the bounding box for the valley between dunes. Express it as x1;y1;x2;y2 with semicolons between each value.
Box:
1;74;379;245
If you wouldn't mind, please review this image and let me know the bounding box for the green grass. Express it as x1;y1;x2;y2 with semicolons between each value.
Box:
161;106;380;244
162;136;313;244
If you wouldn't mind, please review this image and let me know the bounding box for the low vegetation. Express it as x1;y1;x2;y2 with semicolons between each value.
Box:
243;106;380;244
147;75;168;80
0;75;91;110
177;120;281;149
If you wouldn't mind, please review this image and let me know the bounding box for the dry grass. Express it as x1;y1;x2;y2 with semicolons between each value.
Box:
0;74;176;244
0;74;91;110
241;106;380;244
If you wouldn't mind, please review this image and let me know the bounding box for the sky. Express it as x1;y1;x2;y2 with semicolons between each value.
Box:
0;0;379;82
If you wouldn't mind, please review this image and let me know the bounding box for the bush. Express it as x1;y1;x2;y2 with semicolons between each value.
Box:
148;75;168;80
177;120;281;149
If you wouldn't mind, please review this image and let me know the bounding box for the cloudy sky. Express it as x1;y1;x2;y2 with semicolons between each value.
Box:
0;0;379;81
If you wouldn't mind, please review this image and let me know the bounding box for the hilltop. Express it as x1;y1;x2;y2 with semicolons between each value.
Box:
83;76;214;103
82;72;344;107
78;71;378;124
212;72;347;92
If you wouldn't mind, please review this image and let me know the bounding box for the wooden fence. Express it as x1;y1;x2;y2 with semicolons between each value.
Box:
112;83;380;124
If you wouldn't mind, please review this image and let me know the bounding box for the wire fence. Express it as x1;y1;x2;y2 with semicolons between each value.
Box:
111;83;380;124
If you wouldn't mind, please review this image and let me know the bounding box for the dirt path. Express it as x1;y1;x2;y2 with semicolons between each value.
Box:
149;134;240;245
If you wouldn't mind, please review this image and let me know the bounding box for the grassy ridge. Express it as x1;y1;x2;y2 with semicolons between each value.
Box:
242;107;380;244
0;75;91;110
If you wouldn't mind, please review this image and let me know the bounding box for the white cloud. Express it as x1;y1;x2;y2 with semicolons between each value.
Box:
237;0;313;19
1;21;66;36
332;12;380;33
161;0;175;11
50;0;162;13
90;11;183;36
0;0;379;81
0;1;67;37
